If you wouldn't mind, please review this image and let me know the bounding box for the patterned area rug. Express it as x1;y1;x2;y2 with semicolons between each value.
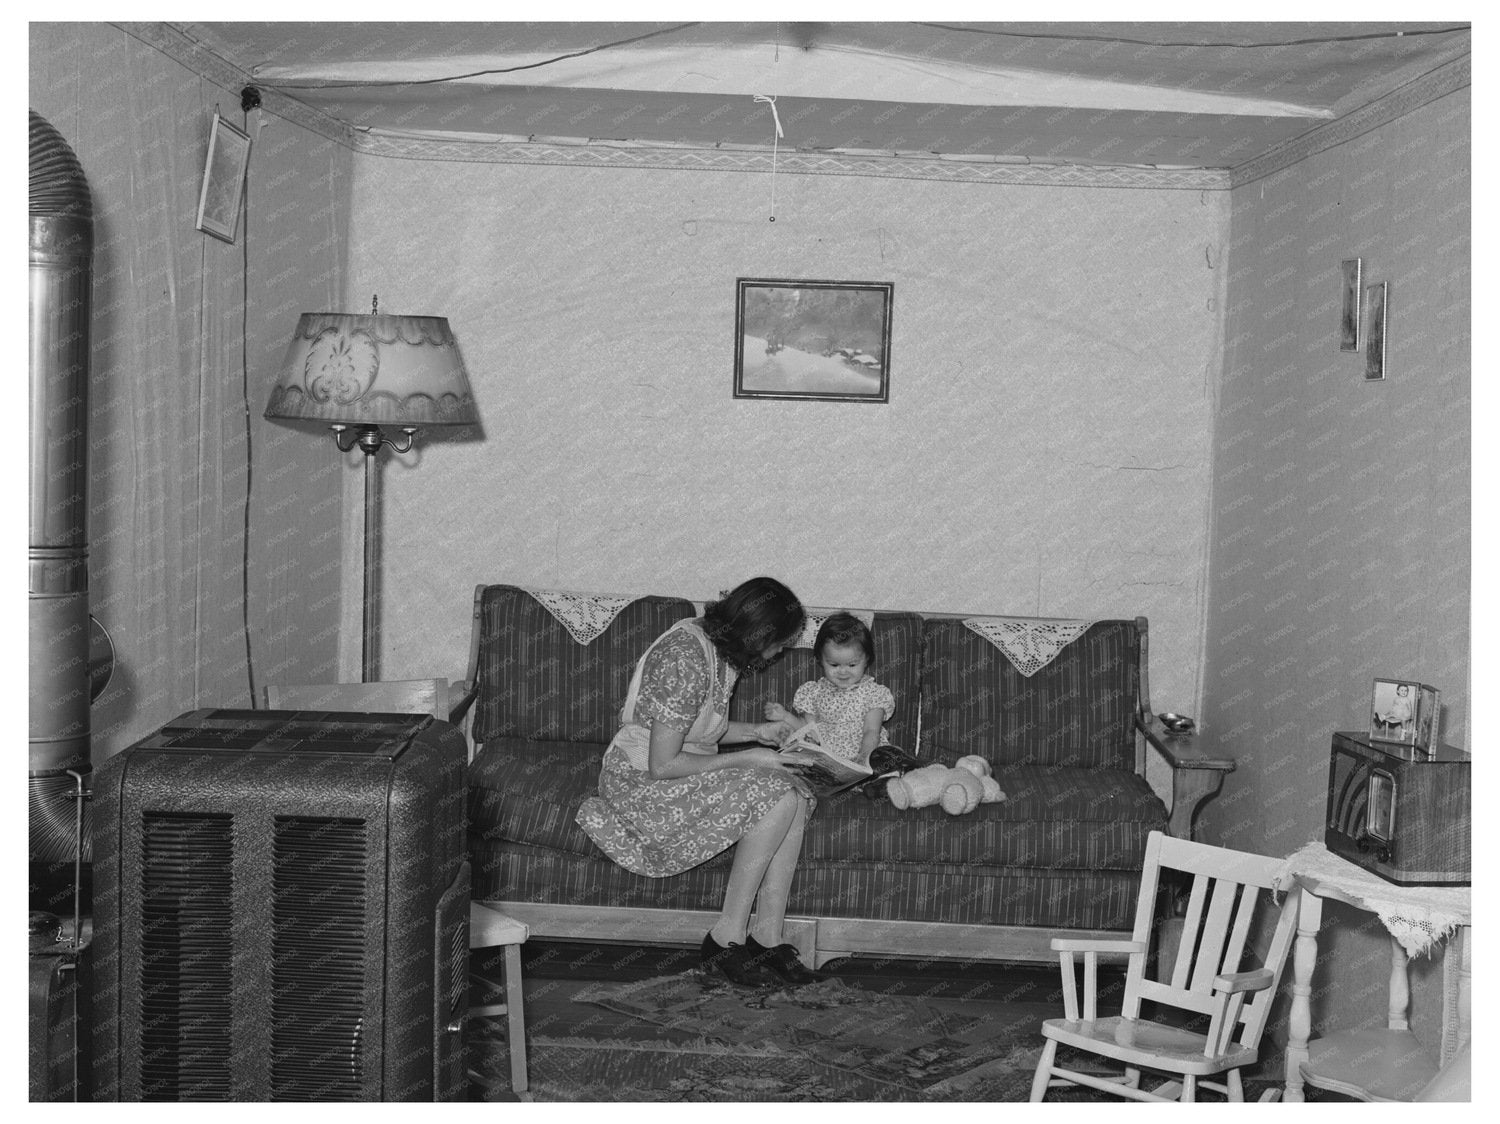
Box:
467;969;1056;1102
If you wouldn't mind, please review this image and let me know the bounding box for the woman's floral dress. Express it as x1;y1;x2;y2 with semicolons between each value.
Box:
576;619;806;877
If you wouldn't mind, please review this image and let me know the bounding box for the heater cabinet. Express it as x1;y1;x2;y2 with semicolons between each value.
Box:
90;708;469;1101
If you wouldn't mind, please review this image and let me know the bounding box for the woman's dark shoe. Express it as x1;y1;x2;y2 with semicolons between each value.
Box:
744;935;823;985
700;932;780;987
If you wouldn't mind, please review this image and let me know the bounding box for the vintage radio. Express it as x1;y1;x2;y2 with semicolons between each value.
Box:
1324;731;1470;885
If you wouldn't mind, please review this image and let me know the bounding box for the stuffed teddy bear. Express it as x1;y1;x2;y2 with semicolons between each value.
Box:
886;755;1006;815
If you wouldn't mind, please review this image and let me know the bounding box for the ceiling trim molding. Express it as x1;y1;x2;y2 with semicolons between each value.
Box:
120;22;356;145
1229;53;1468;188
353;134;1230;191
130;20;1464;194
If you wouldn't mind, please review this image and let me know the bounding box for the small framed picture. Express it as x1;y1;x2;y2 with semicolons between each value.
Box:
1369;677;1439;755
1339;258;1362;351
195;112;251;244
733;278;893;402
1364;281;1388;381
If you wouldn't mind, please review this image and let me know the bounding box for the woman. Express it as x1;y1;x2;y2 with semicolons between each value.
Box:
576;576;817;987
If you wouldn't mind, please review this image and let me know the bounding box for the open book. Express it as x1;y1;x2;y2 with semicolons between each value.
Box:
777;722;881;796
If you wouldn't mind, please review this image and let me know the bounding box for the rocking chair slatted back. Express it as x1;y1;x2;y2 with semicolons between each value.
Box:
1125;832;1297;1052
1033;831;1299;1102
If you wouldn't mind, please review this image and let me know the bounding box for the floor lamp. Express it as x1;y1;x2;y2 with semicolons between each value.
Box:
264;305;478;681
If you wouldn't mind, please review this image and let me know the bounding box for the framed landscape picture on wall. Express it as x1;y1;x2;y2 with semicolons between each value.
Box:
733;278;893;402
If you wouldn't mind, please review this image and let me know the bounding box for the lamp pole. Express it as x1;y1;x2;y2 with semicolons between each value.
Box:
330;423;417;682
266;306;476;689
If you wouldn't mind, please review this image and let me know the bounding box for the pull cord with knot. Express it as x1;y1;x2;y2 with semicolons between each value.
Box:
752;94;783;222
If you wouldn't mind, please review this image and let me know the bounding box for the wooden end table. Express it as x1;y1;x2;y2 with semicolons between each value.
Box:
1279;843;1470;1102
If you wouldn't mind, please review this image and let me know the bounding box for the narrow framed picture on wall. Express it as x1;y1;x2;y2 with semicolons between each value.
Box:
1364;281;1388;380
195;112;251;244
733;278;893;402
1339;258;1362;351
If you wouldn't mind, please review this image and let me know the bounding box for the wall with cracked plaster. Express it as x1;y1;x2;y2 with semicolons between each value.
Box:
347;158;1226;743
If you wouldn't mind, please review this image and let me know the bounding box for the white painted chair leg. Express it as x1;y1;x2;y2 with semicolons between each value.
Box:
1030;1040;1058;1102
1181;1073;1197;1102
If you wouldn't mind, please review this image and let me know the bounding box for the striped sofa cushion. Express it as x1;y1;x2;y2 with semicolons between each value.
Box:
468;737;604;857
729;611;923;750
920;618;1141;770
802;767;1165;869
471;585;695;746
470;744;1163;879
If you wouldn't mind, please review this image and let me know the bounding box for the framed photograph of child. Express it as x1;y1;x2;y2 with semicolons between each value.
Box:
195;112;251;244
1369;677;1439;755
733;278;893;402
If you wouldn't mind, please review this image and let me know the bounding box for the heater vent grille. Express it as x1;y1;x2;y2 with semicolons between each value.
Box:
139;812;234;1100
447;915;466;1018
270;816;368;1101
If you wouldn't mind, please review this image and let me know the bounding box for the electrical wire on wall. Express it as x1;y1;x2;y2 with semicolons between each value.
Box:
190;87;262;708
913;22;1470;48
259;22;702;90
239;85;263;706
235;21;1471;98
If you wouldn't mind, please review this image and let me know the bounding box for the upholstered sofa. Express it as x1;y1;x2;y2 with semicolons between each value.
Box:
461;584;1233;966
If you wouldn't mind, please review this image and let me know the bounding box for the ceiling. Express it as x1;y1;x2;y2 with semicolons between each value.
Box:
173;21;1471;171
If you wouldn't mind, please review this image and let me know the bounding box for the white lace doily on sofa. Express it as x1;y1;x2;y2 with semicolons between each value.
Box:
961;617;1094;677
793;609;876;649
1275;841;1470;958
522;588;641;646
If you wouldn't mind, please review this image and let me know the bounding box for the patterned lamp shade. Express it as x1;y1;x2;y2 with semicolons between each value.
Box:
265;312;478;426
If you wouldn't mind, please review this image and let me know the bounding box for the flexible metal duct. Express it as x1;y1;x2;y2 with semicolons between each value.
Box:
29;111;96;863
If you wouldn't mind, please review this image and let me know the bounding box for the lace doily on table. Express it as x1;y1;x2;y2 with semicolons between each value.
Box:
793;610;876;649
1276;841;1470;959
523;589;641;646
962;618;1094;677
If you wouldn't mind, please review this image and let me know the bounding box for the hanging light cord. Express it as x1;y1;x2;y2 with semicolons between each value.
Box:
752;94;783;221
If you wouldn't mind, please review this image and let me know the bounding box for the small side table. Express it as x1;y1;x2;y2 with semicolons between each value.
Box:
1277;843;1470;1102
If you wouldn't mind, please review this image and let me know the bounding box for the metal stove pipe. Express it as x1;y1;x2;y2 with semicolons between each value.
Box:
29;111;95;863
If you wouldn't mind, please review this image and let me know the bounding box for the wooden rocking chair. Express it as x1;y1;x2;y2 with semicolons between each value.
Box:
1030;830;1299;1103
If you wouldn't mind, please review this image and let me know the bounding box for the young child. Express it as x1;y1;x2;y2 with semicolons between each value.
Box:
1375;682;1415;739
765;612;895;765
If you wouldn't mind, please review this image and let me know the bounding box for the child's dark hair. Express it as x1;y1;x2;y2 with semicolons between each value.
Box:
703;576;805;672
813;612;875;665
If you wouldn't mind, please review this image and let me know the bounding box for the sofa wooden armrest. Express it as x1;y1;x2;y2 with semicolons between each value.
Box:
1137;713;1235;840
447;679;478;726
